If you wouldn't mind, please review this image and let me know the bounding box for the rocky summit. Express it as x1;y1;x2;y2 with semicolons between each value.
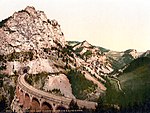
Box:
0;6;65;56
0;6;150;113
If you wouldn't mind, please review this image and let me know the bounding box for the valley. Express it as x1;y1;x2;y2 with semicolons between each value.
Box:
0;6;150;113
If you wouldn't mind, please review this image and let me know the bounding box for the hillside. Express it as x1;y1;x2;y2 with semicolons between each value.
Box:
106;49;138;70
103;57;150;110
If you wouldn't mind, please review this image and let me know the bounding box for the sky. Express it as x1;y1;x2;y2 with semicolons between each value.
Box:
0;0;150;52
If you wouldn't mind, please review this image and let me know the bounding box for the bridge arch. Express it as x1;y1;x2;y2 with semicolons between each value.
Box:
24;93;30;109
41;101;53;111
19;89;24;104
56;105;67;110
30;97;40;111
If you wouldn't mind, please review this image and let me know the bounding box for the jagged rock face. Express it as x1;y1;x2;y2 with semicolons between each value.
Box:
73;41;113;74
0;6;65;56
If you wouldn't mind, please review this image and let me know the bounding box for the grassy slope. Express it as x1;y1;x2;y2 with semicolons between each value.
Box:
67;69;97;100
118;57;150;106
103;57;150;108
108;53;134;70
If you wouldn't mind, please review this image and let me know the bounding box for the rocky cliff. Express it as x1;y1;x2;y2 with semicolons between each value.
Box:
0;6;67;111
0;6;65;56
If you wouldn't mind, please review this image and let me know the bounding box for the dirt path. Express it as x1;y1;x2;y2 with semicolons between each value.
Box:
111;77;123;91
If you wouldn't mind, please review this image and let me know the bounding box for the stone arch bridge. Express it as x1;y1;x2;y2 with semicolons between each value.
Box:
11;74;97;112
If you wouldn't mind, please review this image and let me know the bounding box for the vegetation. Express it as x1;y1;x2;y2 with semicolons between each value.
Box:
48;89;63;96
122;53;134;65
0;74;5;78
43;48;51;53
69;99;79;110
102;77;124;107
0;55;6;71
99;57;150;111
98;46;109;53
75;47;83;53
108;52;135;70
124;57;150;73
67;41;80;46
0;65;6;71
0;74;5;87
6;51;33;62
117;58;150;107
62;45;74;58
8;86;15;102
0;17;11;27
67;69;97;100
0;95;6;112
0;55;5;61
0;74;16;112
25;72;49;89
83;50;92;57
81;50;92;61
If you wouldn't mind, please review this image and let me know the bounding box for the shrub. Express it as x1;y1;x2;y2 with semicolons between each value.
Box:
0;17;11;27
67;69;97;100
75;47;83;53
25;72;49;89
6;51;33;62
69;99;79;110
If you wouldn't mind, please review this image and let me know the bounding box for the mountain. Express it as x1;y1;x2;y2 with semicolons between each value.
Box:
0;6;106;112
0;6;69;112
0;6;149;112
102;57;150;111
106;49;138;70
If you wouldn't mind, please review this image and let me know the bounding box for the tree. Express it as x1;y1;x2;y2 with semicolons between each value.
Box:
95;96;105;113
69;99;79;110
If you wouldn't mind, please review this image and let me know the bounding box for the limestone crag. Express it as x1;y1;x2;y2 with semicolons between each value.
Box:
0;6;65;56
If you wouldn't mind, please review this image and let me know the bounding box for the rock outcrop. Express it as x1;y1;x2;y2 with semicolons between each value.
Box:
0;6;68;111
0;6;65;56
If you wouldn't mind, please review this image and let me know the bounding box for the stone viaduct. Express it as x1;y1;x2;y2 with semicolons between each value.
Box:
11;74;97;113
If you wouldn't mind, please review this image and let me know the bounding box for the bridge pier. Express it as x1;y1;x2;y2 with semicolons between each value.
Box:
39;99;42;110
